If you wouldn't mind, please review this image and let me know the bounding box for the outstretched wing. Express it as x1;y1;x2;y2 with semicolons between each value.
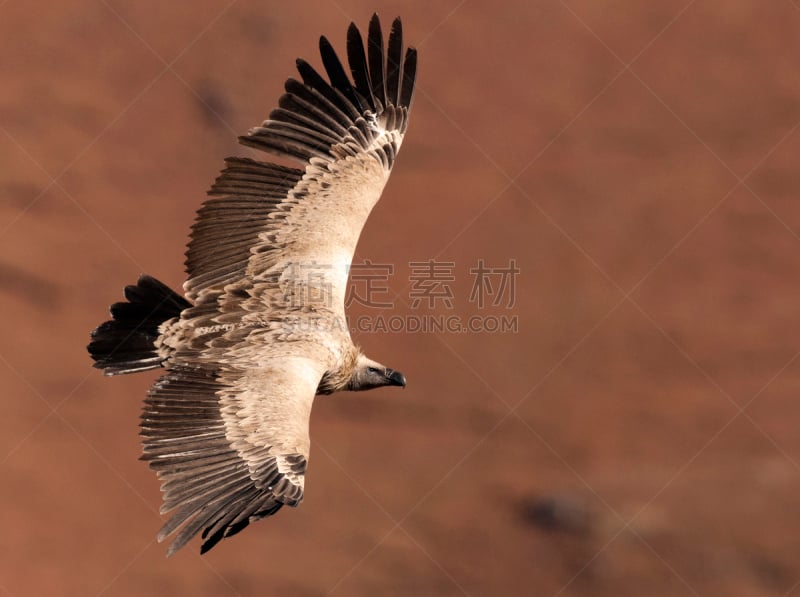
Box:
184;14;418;312
142;355;325;555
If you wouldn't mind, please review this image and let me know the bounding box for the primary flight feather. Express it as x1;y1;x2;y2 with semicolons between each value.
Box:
87;14;416;555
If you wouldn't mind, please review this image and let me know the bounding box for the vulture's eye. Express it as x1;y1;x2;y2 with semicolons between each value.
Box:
367;367;381;375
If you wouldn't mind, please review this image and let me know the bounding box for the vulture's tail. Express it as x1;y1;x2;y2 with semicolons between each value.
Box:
88;275;190;375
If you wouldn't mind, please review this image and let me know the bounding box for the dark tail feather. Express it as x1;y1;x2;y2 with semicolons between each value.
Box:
88;275;191;376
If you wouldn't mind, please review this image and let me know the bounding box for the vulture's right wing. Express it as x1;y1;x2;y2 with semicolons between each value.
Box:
142;354;325;555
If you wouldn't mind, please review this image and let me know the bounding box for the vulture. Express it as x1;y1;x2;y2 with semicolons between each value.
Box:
87;14;416;555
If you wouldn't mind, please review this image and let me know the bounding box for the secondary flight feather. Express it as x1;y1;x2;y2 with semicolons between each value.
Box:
87;14;416;555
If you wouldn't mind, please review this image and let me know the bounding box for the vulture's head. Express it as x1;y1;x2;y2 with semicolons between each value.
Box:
347;354;406;391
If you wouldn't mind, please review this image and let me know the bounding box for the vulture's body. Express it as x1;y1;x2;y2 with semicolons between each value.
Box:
88;15;416;555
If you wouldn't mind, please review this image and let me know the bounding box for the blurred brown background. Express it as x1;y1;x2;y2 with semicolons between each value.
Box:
2;0;799;595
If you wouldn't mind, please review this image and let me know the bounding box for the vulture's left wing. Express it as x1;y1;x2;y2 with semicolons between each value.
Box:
184;15;417;313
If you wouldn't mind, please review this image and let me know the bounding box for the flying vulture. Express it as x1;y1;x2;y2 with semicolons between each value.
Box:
88;14;416;555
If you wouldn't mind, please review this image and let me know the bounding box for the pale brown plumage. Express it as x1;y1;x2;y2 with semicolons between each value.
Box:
88;14;415;555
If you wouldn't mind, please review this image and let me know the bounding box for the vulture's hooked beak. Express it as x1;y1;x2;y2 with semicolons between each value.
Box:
387;369;407;388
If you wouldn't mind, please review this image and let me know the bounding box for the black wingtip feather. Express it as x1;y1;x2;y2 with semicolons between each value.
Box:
367;14;386;110
346;22;374;112
386;18;403;106
400;47;417;112
319;35;363;113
